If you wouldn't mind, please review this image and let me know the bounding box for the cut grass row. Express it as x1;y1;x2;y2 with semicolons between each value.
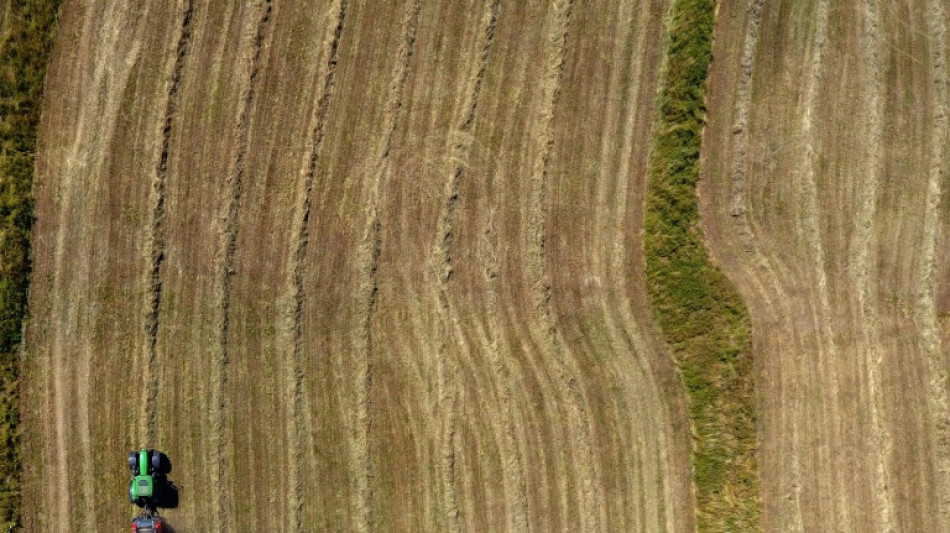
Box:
644;0;761;530
0;0;61;528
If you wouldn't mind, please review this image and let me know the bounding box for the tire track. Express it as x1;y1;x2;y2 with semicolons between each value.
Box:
84;5;158;522
354;2;421;529
853;1;896;530
728;0;840;531
430;1;512;530
525;1;600;530
213;1;273;528
921;2;950;527
142;0;194;447
286;1;347;530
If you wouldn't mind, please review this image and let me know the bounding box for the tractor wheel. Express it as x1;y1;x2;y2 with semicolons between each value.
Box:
153;451;171;474
129;481;135;504
128;452;138;474
151;450;161;473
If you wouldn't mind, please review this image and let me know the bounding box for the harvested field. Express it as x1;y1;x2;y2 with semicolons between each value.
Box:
23;0;696;531
702;0;950;531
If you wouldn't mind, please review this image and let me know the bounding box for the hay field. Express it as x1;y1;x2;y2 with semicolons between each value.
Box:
22;0;950;531
702;0;950;530
22;0;695;530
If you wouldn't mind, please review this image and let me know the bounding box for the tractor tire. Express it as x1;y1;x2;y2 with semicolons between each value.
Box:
153;450;171;474
151;450;161;474
129;451;138;474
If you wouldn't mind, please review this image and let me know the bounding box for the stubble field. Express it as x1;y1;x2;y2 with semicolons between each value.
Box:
703;0;950;531
23;0;696;531
19;0;950;531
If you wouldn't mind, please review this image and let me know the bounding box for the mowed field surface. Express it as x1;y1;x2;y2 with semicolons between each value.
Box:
22;0;696;531
703;0;950;532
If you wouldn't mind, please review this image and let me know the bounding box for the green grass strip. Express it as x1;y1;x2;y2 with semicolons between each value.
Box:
645;0;761;530
0;0;62;528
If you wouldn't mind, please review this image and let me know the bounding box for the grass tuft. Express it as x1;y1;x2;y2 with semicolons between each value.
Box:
645;0;761;530
0;0;62;527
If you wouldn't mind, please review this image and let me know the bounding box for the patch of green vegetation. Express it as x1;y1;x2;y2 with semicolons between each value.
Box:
644;0;761;530
0;0;63;528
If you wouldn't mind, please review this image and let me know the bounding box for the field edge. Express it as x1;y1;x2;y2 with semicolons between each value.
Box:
0;0;62;528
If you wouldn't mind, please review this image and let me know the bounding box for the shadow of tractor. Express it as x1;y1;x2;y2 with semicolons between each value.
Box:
152;451;180;510
153;475;180;509
154;478;181;533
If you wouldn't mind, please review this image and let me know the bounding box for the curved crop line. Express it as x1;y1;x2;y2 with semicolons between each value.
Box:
724;0;803;528
436;0;500;267
430;0;513;530
477;203;535;532
213;1;274;528
795;2;856;529
143;0;194;447
728;0;764;254
525;1;603;530
797;0;831;337
854;1;896;531
921;1;950;527
602;1;693;528
354;1;422;529
286;1;347;530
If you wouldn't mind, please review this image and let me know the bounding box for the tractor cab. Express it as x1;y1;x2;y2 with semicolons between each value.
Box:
130;474;154;502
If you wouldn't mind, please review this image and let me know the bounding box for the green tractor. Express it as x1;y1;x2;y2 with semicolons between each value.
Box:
128;449;170;509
